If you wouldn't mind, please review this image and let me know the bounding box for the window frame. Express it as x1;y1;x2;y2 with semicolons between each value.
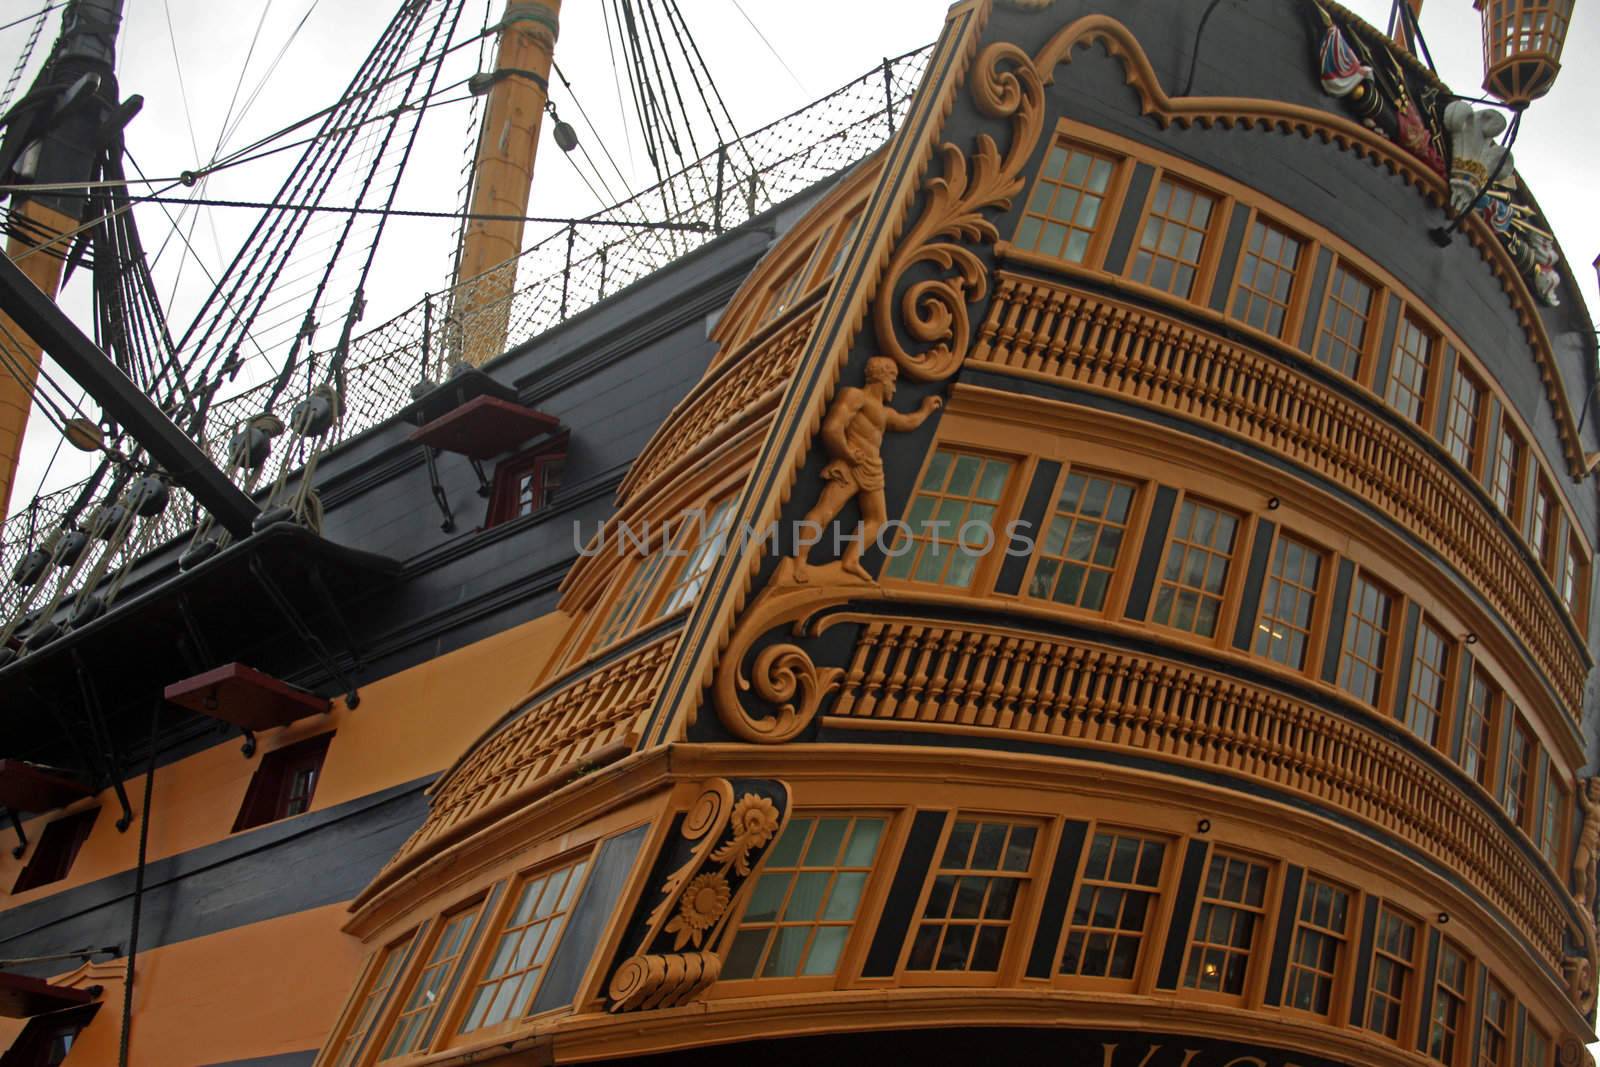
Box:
1386;309;1439;430
1251;529;1332;676
714;809;899;996
1477;972;1513;1067
1311;257;1383;383
11;805;98;894
484;443;566;528
1008;135;1128;270
1489;416;1526;524
1019;465;1149;620
1424;935;1472;1065
1177;846;1278;1006
1280;872;1357;1022
1361;900;1423;1043
1443;364;1487;477
881;445;1027;596
1226;210;1311;342
654;493;738;620
1124;170;1228;304
232;732;333;833
446;850;595;1040
1401;613;1455;749
1500;711;1537;833
376;893;491;1063
1336;570;1400;709
1052;825;1175;994
1149;493;1249;646
895;812;1049;988
324;929;422;1067
1457;665;1501;794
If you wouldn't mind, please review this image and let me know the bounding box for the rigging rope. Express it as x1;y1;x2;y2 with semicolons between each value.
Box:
0;3;53;113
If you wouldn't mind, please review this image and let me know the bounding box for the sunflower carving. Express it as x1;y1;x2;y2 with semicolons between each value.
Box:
666;872;733;949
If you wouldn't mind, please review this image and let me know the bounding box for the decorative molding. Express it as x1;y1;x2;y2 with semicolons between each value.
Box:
1022;13;1585;476
970;270;1588;715
872;40;1042;382
816;607;1571;976
607;777;791;1012
381;633;679;877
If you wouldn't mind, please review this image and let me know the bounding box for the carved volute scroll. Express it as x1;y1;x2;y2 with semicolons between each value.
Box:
871;41;1043;382
607;777;791;1012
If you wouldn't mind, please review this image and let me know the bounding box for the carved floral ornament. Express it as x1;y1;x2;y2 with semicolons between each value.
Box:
607;779;789;1012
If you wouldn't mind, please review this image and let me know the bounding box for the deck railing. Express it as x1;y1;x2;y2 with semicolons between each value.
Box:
0;45;933;613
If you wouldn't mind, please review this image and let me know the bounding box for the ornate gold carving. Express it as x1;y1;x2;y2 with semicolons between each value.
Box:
871;43;1042;382
791;356;940;582
608;778;790;1012
1562;954;1596;1016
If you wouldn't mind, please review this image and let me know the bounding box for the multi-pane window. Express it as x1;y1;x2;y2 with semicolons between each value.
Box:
1364;903;1418;1039
488;450;564;526
329;934;416;1067
1253;535;1322;670
764;231;831;324
1027;470;1137;612
884;450;1013;590
1540;767;1567;867
658;496;736;617
1562;533;1585;615
1529;481;1555;569
1059;830;1166;982
1502;714;1535;830
1523;1021;1553;1067
1128;178;1216;300
1491;420;1523;519
1337;573;1393;706
1403;616;1451;746
1182;851;1270;997
591;545;676;650
906;818;1038;973
1152;499;1240;638
820;213;863;278
724;815;885;980
1425;938;1470;1064
1315;262;1375;378
1387;313;1434;426
460;856;589;1032
1231;218;1302;337
1014;142;1117;264
1444;368;1484;472
1460;667;1498;789
1479;975;1512;1067
1283;875;1351;1017
380;904;485;1060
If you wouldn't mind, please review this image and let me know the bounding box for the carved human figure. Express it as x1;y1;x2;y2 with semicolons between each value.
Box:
1575;778;1600;922
1564;953;1596;1015
792;356;940;582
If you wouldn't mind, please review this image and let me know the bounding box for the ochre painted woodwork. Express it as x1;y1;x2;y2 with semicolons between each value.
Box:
970;270;1587;715
606;778;790;1012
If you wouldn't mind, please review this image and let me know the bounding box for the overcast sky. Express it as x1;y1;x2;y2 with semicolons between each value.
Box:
0;0;1595;513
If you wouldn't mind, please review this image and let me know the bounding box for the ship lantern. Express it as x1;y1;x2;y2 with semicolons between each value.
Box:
1474;0;1575;106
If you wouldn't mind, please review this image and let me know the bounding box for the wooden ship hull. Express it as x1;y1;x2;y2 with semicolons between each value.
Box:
0;1;1596;1065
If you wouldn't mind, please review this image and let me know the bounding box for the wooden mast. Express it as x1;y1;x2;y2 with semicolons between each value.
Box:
0;0;125;514
451;0;562;368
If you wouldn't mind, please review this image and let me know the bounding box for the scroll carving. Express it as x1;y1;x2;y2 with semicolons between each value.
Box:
607;778;790;1012
871;41;1043;382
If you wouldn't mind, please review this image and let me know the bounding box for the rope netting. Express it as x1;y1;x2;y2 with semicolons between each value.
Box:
0;44;932;610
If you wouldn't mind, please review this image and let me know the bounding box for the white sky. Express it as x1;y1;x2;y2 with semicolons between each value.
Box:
0;0;1595;513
